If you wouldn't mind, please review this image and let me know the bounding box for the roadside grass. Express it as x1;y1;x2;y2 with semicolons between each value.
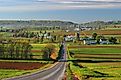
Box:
66;64;73;80
69;62;82;80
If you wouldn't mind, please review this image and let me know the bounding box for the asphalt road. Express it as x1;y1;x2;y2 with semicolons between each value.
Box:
5;62;66;80
5;42;67;80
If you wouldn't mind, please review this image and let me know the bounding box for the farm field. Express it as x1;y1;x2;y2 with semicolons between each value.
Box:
0;69;30;80
68;61;121;80
31;43;59;59
68;45;121;61
78;62;121;79
1;23;121;79
81;29;121;35
0;61;52;79
67;44;121;79
0;61;47;70
0;42;58;79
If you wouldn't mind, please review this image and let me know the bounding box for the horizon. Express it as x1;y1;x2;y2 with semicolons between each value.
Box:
0;0;121;23
0;19;120;24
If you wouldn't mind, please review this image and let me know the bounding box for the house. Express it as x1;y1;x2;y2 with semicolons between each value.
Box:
65;30;69;32
74;28;80;31
81;27;92;31
47;36;52;39
99;39;113;44
83;38;97;45
64;35;75;42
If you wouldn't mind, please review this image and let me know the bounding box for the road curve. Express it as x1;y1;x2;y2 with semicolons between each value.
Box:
5;62;66;80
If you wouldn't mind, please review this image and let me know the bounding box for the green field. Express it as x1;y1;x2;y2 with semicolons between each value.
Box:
69;48;121;54
68;44;121;79
0;69;31;79
78;62;121;80
31;43;59;59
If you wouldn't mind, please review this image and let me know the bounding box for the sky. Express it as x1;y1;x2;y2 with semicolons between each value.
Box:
0;0;121;23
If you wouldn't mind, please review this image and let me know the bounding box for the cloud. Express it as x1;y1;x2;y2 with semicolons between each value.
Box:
0;0;121;12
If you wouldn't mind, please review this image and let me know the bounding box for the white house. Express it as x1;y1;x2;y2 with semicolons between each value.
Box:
64;35;75;42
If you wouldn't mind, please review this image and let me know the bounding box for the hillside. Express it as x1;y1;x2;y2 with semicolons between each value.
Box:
0;20;78;28
80;21;121;28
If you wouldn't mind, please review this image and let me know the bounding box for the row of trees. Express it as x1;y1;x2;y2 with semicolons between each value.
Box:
92;32;117;44
0;40;33;59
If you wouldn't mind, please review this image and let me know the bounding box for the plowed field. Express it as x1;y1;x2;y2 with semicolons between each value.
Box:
0;61;46;70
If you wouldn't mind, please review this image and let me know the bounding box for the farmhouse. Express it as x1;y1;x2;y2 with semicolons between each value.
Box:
83;38;97;45
64;35;75;42
99;39;113;44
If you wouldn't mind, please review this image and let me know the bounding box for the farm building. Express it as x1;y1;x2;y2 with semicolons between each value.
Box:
83;38;97;45
64;35;75;42
82;38;113;45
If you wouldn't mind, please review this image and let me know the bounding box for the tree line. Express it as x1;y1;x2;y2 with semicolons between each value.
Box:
0;40;33;59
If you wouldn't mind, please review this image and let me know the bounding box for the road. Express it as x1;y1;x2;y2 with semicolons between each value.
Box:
5;43;67;80
5;62;66;80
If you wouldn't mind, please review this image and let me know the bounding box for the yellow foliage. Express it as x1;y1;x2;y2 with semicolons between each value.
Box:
50;52;57;60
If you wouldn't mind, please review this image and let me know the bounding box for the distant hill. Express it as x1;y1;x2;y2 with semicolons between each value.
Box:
80;21;121;28
0;20;78;29
1;20;121;29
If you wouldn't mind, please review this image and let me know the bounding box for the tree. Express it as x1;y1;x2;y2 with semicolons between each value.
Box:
57;44;64;60
42;44;56;60
0;27;3;32
8;42;15;58
76;32;80;41
0;44;4;58
41;35;44;43
96;35;105;44
92;32;97;39
108;37;117;44
15;43;20;59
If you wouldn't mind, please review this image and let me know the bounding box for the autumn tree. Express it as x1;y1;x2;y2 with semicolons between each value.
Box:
42;44;56;60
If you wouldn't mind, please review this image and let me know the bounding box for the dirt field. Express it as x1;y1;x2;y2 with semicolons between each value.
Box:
81;30;121;35
0;61;46;70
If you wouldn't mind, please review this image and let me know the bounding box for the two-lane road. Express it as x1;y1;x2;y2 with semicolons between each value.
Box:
5;62;66;80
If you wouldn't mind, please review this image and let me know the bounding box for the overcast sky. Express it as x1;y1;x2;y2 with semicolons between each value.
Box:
0;0;121;23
